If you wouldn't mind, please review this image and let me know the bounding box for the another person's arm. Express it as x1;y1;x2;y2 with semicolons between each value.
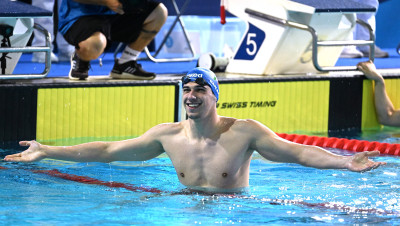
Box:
358;61;400;127
246;119;386;172
3;124;166;163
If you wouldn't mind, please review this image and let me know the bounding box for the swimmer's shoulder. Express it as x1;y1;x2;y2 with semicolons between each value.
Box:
220;116;260;128
146;122;184;136
222;117;272;134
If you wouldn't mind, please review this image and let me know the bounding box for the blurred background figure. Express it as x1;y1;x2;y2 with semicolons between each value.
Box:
341;0;389;58
31;0;75;63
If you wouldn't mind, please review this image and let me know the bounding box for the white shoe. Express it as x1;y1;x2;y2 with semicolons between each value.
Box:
340;47;363;58
32;52;59;63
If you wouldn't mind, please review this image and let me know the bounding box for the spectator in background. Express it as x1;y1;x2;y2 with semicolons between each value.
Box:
358;61;400;126
341;0;389;58
58;0;167;80
31;0;75;63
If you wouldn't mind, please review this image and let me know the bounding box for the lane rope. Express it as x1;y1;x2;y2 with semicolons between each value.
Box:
0;165;161;193
32;169;162;193
277;133;400;156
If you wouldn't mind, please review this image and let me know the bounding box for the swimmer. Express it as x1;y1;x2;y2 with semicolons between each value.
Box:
358;61;400;127
4;67;386;193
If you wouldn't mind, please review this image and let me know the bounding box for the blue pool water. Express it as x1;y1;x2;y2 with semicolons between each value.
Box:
1;133;399;225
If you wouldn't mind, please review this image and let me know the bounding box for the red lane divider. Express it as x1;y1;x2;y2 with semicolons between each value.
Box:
32;169;162;193
277;133;400;156
218;195;395;215
261;198;393;215
0;166;161;193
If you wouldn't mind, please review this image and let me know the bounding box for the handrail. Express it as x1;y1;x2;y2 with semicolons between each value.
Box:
0;23;51;79
245;8;375;72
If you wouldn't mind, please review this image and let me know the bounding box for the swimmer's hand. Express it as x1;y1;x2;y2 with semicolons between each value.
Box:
357;61;384;83
346;151;386;172
3;140;46;162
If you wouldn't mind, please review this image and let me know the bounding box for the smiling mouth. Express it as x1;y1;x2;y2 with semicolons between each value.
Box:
186;103;201;108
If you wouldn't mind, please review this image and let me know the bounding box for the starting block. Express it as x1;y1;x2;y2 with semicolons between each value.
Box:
0;0;52;79
224;0;376;75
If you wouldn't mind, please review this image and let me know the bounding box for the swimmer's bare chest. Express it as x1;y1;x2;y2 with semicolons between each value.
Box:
163;137;253;189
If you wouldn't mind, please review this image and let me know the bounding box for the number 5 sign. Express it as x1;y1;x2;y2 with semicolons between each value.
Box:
234;23;266;60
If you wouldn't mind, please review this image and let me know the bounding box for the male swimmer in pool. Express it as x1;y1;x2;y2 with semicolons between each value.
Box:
4;68;386;193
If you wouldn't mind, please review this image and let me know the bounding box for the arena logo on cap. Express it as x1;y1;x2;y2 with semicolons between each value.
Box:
187;73;203;78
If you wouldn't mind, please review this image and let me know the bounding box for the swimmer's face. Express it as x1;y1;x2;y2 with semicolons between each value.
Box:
182;82;217;119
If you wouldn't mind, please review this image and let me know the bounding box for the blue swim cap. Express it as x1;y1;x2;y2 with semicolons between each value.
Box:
182;67;220;102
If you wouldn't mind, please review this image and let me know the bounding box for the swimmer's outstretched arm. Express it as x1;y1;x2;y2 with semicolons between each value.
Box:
4;124;165;163
246;119;386;172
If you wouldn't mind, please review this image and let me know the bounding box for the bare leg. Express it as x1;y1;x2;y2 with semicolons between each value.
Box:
128;4;168;51
75;32;108;61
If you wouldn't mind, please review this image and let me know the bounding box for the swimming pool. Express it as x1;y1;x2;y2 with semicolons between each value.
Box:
1;133;399;225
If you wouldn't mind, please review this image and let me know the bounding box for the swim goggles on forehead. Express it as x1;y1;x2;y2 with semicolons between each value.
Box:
181;76;208;87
